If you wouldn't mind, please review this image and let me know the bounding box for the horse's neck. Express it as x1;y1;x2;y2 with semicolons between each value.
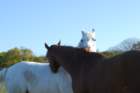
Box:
80;46;96;52
87;39;96;52
90;45;96;52
59;55;80;76
61;61;75;74
78;40;96;52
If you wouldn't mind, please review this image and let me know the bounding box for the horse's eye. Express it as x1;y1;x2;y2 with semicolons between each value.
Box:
81;39;83;42
92;38;96;41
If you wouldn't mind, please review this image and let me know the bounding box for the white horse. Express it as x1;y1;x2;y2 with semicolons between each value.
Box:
78;29;96;52
0;30;96;93
0;61;73;93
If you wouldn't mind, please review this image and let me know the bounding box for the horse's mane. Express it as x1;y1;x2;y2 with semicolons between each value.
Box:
50;45;104;63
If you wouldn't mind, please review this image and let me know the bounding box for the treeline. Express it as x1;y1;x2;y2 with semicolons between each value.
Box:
0;47;122;67
0;38;140;67
101;38;140;57
0;47;46;67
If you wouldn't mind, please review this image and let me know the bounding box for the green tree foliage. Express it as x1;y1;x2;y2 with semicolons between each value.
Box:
0;47;46;67
20;48;33;61
101;51;123;58
0;52;7;67
32;56;46;62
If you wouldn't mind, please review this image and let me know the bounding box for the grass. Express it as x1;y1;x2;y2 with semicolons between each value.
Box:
0;82;7;93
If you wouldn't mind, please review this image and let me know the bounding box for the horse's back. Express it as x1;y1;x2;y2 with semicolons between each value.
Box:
5;61;73;93
94;50;140;93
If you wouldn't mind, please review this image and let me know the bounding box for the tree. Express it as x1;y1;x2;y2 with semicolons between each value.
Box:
32;56;46;62
109;38;140;51
4;48;21;66
20;48;34;61
131;41;140;50
0;47;46;67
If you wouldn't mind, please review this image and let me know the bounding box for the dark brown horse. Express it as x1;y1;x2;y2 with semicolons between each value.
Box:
45;43;140;93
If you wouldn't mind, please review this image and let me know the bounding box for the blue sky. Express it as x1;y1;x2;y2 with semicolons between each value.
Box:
0;0;140;56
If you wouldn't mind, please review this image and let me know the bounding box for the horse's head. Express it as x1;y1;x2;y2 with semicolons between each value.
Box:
78;29;96;52
45;41;84;74
45;41;61;73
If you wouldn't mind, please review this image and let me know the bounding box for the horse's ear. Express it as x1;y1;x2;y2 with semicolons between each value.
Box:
57;41;61;46
45;43;50;50
81;30;85;36
92;28;95;32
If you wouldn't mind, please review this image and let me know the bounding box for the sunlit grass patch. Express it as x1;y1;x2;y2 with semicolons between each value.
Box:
0;82;7;93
